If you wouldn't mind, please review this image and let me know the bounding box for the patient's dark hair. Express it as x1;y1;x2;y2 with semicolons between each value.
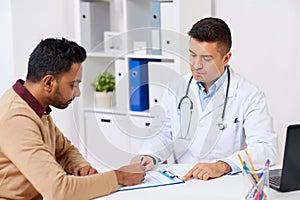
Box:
188;17;232;56
27;38;86;82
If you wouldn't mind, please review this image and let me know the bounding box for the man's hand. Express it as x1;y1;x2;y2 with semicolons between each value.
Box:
130;155;155;171
182;161;232;181
73;165;98;176
114;163;146;186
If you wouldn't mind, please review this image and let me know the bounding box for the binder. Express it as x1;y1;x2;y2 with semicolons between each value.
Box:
150;1;161;55
129;59;161;111
80;1;110;51
118;169;184;191
115;59;128;112
148;61;177;109
129;59;149;111
160;1;179;55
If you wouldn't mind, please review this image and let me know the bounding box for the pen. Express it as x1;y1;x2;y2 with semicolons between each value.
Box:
243;162;257;186
140;156;144;166
258;159;270;179
237;153;244;166
248;163;268;200
245;150;259;182
254;191;260;200
243;157;269;200
234;118;239;123
245;168;267;200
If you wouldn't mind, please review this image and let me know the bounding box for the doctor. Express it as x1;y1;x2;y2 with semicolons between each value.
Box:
131;17;278;181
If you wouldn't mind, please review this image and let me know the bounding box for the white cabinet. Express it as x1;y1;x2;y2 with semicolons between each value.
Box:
84;111;156;167
84;111;131;167
75;0;211;164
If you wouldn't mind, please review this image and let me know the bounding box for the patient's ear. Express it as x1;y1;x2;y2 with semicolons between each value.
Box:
41;75;56;93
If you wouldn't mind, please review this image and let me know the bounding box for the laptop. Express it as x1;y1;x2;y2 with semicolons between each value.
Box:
269;124;300;192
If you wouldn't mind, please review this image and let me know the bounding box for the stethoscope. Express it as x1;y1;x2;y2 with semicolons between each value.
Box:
177;65;230;140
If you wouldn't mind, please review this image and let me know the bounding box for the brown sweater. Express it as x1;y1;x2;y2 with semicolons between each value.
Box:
0;81;119;200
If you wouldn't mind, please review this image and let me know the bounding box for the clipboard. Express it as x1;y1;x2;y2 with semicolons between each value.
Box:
118;169;185;191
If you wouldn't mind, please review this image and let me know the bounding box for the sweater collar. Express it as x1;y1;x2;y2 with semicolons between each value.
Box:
12;79;51;118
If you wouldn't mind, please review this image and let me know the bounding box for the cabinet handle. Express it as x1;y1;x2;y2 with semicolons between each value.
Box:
100;118;111;123
145;122;150;127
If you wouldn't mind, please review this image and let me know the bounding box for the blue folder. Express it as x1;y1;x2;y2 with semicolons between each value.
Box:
129;59;149;111
129;59;161;111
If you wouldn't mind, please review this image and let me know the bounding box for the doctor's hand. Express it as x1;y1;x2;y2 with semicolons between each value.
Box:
182;161;232;181
130;155;155;171
114;163;146;186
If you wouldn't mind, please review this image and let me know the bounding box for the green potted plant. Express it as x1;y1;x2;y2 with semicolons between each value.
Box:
93;72;115;108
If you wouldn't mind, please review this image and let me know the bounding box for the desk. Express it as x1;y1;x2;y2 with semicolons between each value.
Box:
95;164;300;200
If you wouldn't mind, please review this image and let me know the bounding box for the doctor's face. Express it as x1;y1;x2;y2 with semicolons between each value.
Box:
189;37;231;91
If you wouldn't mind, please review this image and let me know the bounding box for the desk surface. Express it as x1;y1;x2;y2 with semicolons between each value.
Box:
95;164;300;200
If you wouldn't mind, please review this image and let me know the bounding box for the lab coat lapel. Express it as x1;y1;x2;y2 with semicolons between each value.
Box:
197;68;237;120
198;80;227;121
196;69;238;159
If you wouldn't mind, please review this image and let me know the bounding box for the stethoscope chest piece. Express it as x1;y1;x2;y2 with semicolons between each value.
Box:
217;121;227;131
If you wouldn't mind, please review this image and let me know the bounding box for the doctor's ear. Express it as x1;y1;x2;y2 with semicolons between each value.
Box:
223;52;232;64
41;75;56;92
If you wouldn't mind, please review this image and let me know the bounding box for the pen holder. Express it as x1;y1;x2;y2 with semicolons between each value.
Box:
242;167;270;200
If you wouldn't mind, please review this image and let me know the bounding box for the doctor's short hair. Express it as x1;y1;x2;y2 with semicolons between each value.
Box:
26;37;86;82
188;17;232;57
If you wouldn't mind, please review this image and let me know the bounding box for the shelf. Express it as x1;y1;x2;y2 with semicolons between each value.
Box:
84;107;125;115
128;110;155;118
84;107;155;118
125;53;175;61
87;51;175;61
87;51;125;58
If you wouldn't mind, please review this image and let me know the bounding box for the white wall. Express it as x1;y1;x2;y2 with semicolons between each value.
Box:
213;0;300;160
0;0;14;95
179;0;212;74
7;0;80;146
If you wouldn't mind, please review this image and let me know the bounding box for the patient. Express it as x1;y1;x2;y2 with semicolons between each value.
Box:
0;37;145;200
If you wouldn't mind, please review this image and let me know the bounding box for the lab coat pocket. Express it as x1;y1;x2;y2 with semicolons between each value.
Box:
226;120;240;133
217;121;241;154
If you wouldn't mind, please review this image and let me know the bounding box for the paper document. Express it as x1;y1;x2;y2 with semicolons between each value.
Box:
118;169;185;191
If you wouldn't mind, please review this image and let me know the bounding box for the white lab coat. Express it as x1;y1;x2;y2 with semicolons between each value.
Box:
143;68;278;171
